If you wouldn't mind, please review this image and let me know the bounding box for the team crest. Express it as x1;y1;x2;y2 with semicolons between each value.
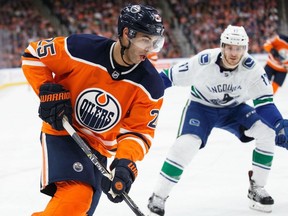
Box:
73;162;83;172
130;5;141;13
153;14;162;22
112;70;120;79
189;118;200;126
242;57;255;69
75;88;121;133
199;53;210;65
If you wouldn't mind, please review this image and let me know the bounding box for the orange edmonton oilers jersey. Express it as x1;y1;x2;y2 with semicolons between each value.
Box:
21;34;164;162
263;34;288;72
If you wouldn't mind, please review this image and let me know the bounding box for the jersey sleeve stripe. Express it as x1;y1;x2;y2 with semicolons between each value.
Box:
27;45;39;58
22;52;38;59
22;60;46;67
119;128;153;145
120;137;148;155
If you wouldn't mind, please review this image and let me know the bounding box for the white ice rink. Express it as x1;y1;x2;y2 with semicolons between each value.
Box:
1;82;288;216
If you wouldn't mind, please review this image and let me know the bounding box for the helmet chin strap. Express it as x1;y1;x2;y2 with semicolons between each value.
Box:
119;37;134;66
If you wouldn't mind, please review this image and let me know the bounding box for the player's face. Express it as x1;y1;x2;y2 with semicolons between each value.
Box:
125;42;148;64
126;32;164;64
129;32;164;53
222;44;246;66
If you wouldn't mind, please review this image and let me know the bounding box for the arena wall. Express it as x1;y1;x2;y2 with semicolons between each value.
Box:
0;54;268;90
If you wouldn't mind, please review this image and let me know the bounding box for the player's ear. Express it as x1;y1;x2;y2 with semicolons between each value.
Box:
123;28;129;38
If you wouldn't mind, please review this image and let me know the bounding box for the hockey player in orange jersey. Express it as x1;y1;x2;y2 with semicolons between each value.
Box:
263;34;288;93
21;4;165;216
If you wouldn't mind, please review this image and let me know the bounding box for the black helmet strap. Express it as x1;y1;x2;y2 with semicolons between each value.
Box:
119;36;133;66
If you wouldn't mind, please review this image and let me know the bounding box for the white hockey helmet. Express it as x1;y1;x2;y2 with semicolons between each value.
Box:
220;25;249;48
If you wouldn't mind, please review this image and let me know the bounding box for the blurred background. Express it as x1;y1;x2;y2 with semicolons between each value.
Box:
1;1;288;215
0;0;287;69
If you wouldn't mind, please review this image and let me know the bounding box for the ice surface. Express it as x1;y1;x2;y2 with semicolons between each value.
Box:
1;84;287;216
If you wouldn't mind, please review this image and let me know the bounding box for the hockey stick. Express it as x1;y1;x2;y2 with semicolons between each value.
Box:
62;116;145;216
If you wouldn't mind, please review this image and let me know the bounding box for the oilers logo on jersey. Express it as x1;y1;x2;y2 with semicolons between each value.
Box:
22;34;164;160
76;88;121;133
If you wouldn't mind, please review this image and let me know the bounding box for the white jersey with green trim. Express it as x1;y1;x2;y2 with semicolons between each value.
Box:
169;48;273;108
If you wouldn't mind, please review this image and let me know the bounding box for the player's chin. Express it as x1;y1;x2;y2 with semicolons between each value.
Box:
229;59;240;66
134;55;146;64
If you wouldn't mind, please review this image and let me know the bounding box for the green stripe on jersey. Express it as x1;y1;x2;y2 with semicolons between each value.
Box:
177;100;190;136
252;149;273;167
253;97;273;107
161;161;183;180
191;86;201;99
162;69;169;76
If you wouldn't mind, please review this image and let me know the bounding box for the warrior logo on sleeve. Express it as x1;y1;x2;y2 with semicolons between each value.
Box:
75;88;121;133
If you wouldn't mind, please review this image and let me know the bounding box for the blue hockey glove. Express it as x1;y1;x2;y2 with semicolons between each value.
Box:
38;83;72;130
274;119;288;149
101;158;138;203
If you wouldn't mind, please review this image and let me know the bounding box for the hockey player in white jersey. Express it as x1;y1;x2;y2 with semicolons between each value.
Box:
147;25;288;215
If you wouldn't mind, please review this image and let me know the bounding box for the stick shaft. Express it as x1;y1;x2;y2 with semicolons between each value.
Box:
62;116;145;216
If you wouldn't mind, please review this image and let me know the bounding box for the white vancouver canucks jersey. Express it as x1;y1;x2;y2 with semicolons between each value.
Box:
166;48;273;108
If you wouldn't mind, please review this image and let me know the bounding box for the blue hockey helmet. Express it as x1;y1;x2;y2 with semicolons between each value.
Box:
118;4;164;38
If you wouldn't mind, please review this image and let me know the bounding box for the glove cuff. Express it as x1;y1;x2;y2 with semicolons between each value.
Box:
38;83;72;131
275;119;288;131
39;83;71;102
111;158;138;181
